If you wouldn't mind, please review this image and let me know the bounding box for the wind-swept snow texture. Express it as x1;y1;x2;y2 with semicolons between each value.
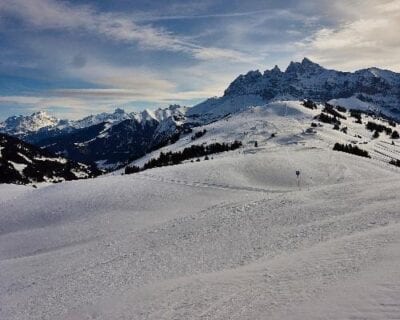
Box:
1;130;400;319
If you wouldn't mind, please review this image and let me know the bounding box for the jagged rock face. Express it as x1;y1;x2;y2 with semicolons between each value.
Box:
0;133;100;184
222;58;400;117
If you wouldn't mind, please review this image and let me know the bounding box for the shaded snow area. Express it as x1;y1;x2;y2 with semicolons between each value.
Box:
1;141;400;319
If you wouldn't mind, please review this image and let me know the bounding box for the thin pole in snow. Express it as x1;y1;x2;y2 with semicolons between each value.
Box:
296;170;301;189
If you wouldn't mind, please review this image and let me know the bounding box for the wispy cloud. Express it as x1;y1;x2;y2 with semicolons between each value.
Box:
301;0;400;71
133;8;304;22
0;0;251;62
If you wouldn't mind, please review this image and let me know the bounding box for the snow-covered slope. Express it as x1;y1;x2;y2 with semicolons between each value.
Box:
1;132;400;319
124;100;400;174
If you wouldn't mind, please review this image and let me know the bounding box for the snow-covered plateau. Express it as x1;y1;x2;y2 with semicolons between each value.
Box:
1;100;400;319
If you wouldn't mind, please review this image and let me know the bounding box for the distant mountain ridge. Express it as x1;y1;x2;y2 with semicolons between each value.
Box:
189;58;400;120
2;58;400;170
0;105;189;169
0;111;60;136
0;106;188;138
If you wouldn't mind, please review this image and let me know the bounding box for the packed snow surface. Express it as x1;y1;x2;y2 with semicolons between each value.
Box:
1;143;400;319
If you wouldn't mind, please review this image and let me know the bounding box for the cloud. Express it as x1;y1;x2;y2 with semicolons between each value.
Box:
133;8;304;22
0;0;250;62
302;0;400;71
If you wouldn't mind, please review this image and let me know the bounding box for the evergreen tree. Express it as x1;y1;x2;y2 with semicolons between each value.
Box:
391;130;399;139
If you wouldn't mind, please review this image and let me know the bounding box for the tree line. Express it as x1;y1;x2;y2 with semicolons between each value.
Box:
125;141;242;174
323;103;347;120
333;143;370;158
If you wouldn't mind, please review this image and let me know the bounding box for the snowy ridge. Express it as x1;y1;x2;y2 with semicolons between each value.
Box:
0;105;187;140
189;58;400;121
0;105;188;169
70;108;133;129
0;111;60;136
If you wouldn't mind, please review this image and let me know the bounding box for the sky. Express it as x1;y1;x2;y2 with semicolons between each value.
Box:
0;0;399;120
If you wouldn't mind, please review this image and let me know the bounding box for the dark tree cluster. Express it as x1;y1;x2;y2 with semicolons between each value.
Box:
365;121;392;135
302;99;318;110
315;113;341;125
389;159;400;167
388;120;397;127
335;105;347;113
349;110;363;124
124;165;141;174
125;141;242;174
323;103;347;120
191;129;207;141
391;130;400;139
333;143;370;158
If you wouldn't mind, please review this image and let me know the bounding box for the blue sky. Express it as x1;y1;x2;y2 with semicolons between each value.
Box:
0;0;399;119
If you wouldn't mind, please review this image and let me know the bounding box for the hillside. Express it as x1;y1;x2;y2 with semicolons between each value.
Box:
0;133;100;184
1;139;400;319
2;98;400;319
123;100;400;174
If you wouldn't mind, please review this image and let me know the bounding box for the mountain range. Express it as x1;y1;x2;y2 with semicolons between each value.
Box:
1;58;400;170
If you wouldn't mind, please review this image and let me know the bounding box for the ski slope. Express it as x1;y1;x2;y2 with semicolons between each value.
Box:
123;100;400;174
1;139;400;319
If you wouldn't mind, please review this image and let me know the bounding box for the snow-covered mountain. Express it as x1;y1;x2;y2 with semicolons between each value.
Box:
0;111;60;136
188;58;400;121
0;106;187;139
0;133;100;184
123;100;400;175
71;108;133;129
6;105;189;169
